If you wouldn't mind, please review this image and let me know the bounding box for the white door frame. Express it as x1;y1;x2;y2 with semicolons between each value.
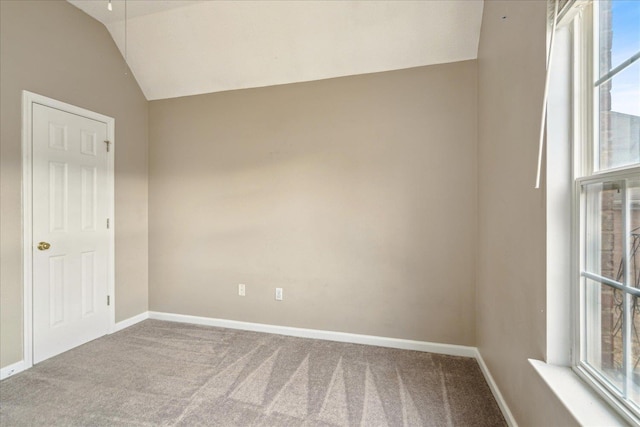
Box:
21;91;115;369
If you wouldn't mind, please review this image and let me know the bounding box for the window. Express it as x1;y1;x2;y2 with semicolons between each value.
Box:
573;0;640;422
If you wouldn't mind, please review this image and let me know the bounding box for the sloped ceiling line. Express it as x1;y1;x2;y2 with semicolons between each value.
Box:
68;0;484;101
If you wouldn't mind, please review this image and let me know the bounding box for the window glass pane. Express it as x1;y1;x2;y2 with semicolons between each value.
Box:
631;294;640;406
598;61;640;170
596;0;640;171
585;181;624;282
598;0;640;77
609;61;640;119
630;179;640;289
629;180;640;407
586;278;625;392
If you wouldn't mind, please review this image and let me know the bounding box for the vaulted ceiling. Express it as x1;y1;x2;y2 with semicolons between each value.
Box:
68;0;484;101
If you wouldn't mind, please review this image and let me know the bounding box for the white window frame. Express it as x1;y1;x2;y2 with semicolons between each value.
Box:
571;1;640;424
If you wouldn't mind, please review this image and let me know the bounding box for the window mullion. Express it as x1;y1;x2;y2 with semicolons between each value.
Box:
594;51;640;87
589;1;598;174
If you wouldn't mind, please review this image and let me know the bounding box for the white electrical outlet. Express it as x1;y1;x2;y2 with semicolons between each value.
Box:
238;284;246;296
275;287;283;301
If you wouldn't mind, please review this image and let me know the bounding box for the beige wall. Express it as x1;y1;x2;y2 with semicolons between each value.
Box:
149;62;478;345
0;0;149;368
477;1;577;425
0;2;591;423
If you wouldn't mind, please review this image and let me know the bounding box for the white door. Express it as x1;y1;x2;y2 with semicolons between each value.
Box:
32;103;110;364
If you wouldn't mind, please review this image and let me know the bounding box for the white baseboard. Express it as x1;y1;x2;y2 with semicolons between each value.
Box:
475;349;518;427
113;311;149;333
0;360;26;381
148;311;477;358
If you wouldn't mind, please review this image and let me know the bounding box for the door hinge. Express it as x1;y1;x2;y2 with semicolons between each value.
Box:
104;140;111;152
107;218;110;229
107;295;111;306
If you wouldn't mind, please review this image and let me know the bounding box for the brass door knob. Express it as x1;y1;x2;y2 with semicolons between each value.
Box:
37;242;51;251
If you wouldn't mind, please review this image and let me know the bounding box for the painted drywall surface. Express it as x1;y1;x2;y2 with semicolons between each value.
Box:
149;62;477;345
477;1;578;425
101;1;484;100
0;0;148;367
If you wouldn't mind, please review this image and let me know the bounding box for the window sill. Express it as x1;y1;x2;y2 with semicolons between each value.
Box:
529;359;628;426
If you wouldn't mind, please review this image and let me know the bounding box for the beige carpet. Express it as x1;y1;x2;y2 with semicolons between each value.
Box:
0;320;506;426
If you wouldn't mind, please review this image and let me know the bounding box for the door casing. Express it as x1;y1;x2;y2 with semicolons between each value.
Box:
21;90;115;368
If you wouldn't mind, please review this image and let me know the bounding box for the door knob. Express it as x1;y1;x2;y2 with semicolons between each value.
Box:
37;242;51;251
